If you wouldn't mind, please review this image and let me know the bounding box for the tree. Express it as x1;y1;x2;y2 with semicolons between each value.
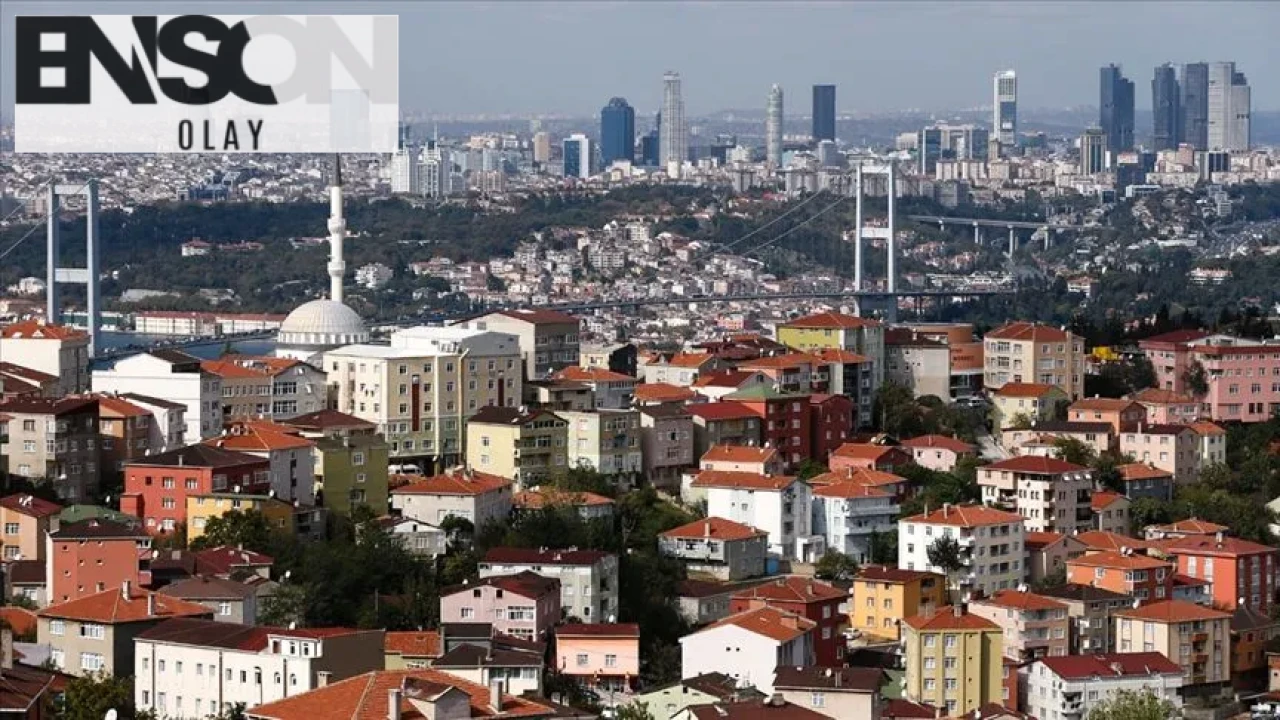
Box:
1007;412;1034;430
615;702;657;720
59;673;139;720
189;509;274;552
813;549;858;581
1086;689;1176;720
1183;361;1209;397
1052;437;1097;467
926;535;965;601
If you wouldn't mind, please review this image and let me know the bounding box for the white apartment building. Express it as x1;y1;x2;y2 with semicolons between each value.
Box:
93;351;222;440
200;357;327;422
390;469;513;528
899;504;1026;600
978;456;1094;535
134;618;384;718
690;471;821;563
479;548;619;622
811;482;899;564
323;326;523;465
0;320;91;394
1025;653;1184;720
679;606;815;695
559;410;643;481
117;394;188;452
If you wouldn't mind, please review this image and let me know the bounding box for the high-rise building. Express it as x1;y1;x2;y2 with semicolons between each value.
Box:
532;131;552;164
993;70;1018;150
1180;62;1209;150
660;72;687;177
600;97;635;165
812;85;836;141
917;124;990;175
640;128;659;167
388;147;420;194
1099;64;1135;153
1207;62;1250;152
765;84;783;168
1080;127;1107;176
1152;64;1181;151
562;134;592;179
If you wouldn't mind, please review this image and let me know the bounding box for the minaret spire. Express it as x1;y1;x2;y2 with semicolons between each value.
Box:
327;154;347;304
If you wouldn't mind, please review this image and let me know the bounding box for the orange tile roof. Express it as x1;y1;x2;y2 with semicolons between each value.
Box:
701;445;778;465
1148;518;1228;535
0;493;62;518
733;576;845;603
831;443;903;461
700;606;816;643
200;356;307;379
1069;397;1142;412
1113;599;1231;624
633;382;697;403
782;312;881;329
812;482;891;499
0;320;86;340
985;322;1072;343
737;353;825;370
1091;491;1127;511
974;589;1068;612
900;504;1024;528
667;352;718;369
203;426;313;452
392;471;512;497
1117;463;1173;481
809;467;906;488
661;516;768;542
554;366;636;383
0;607;37;636
690;470;796;491
1066;551;1171;571
1131;388;1198;405
687;401;759;422
91;394;153;418
1023;531;1065;549
903;608;1000;631
994;382;1060;398
1164;534;1275;558
899;435;975;454
248;668;552;720
512;488;614;509
983;456;1087;474
38;587;212;624
384;631;441;658
810;348;870;364
1187;420;1226;436
692;369;762;389
1075;531;1152;552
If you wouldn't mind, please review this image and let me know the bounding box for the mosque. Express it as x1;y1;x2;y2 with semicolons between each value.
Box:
276;156;370;361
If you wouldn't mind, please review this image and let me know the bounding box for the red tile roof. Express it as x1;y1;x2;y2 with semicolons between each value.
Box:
1023;531;1066;549
1113;599;1231;623
809;467;905;488
690;470;796;491
812;482;892;499
1070;397;1143;412
384;631;441;658
692;370;761;389
903;607;999;631
985;322;1072;342
1091;491;1127;511
855;566;943;584
1148;518;1228;535
554;367;636;383
737;353;825;370
811;348;870;364
248;668;552;720
1117;463;1173;481
633;382;697;403
1164;534;1275;558
667;352;718;369
1138;329;1209;346
731;576;845;603
556;623;640;638
0;607;37;636
994;382;1060;398
900;504;1024;528
1038;652;1182;679
512;488;614;510
38;586;212;624
983;456;1087;474
0;320;86;340
899;435;975;454
192;546;274;575
391;471;512;497
687;401;759;422
831;443;905;461
782;312;881;329
661;517;768;542
201;356;307;379
1066;551;1171;571
1187;420;1226;436
701;445;778;465
1074;531;1151;553
1131;388;1198;405
0;493;62;519
698;606;816;643
973;589;1068;612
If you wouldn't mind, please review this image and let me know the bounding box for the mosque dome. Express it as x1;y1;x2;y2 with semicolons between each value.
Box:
276;299;368;360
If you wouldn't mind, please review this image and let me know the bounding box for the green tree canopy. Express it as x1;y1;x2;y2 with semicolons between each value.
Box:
1086;689;1176;720
814;549;858;581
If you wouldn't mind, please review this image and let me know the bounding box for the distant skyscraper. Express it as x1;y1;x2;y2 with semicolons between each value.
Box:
660;72;687;176
388;147;419;194
765;84;784;168
917;124;990;175
993;70;1018;150
600;97;635;165
562;134;592;179
812;85;836;141
1099;64;1135;152
1181;62;1209;150
1080;127;1107;175
1207;62;1251;152
532;131;552;164
1152;64;1181;151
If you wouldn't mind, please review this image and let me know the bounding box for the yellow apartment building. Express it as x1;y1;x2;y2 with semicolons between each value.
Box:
850;565;946;641
186;492;296;541
1112;600;1232;690
983;322;1085;400
903;607;1004;717
465;406;568;486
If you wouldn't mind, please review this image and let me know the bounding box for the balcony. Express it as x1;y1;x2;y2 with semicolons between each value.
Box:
1192;632;1208;643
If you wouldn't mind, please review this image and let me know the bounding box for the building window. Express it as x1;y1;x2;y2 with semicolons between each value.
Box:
576;654;589;667
80;653;104;672
605;654;617;668
219;602;232;616
811;693;825;708
49;620;65;636
80;623;105;640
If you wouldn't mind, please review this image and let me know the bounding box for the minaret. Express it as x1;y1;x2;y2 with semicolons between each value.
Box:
327;154;347;304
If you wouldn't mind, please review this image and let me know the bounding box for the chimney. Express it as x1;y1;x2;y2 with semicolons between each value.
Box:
147;593;156;616
317;671;332;688
121;581;132;601
388;688;402;720
1215;531;1224;546
952;605;963;618
780;615;798;629
704;521;712;537
489;678;504;711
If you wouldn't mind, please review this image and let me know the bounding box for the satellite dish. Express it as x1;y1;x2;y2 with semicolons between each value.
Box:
105;710;119;720
283;570;291;580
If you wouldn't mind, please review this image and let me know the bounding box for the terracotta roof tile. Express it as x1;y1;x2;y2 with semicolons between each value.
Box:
973;589;1068;612
1131;388;1198;405
0;493;62;518
1117;463;1173;481
633;382;697;402
201;356;308;379
994;382;1061;398
985;322;1073;343
782;312;881;329
899;435;975;453
983;456;1087;474
39;587;212;624
661;517;768;542
391;471;512;497
687;401;759;421
690;470;796;491
554;367;636;383
385;631;441;658
1023;531;1066;549
1187;420;1227;436
1164;534;1275;558
831;443;906;461
1149;518;1228;535
809;467;906;488
1066;551;1171;571
1070;397;1143;412
1113;599;1231;624
512;489;614;510
701;445;778;464
697;606;816;643
1074;531;1151;552
731;576;845;603
900;504;1024;528
1091;491;1127;511
0;320;87;340
1038;652;1182;679
903;607;1000;631
810;348;870;364
203;426;314;452
855;566;943;584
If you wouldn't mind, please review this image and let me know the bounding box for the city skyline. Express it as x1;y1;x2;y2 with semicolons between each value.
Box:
1;1;1278;118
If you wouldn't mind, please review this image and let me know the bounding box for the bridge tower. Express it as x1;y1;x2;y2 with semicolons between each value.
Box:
852;161;897;321
46;181;101;357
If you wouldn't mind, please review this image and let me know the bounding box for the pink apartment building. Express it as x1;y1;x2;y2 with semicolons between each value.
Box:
1130;388;1200;424
1140;330;1280;423
555;623;641;694
439;571;561;641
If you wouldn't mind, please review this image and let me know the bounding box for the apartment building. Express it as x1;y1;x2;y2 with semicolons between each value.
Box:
1022;531;1087;586
990;383;1070;432
158;576;260;625
983;322;1084;400
122;444;270;534
640;352;730;387
201;355;326;421
690;471;817;562
1139;331;1280;423
659;517;769;581
1131;388;1200;425
92;350;222;441
552;367;637;409
1037;583;1134;655
810;348;876;427
455;309;581;380
324;326;523;467
679;607;815;695
1117;463;1176;502
312;433;390;518
969;590;1070;661
479;547;618;622
808;393;854;462
0;320;90;394
699;445;783;475
735;353;829;394
902;607;1004;717
811;481;898;563
730;577;847;666
773;666;883;720
37;584;212;677
829;443;913;474
1112;600;1232;691
118;393;188;453
977;456;1094;535
1026;654;1184;720
95;394;157;472
47;519;151;603
1164;532;1279;614
465;406;568;485
439;572;561;640
134;618;384;716
206;421;316;504
555;623;641;694
849;566;946;642
898;504;1026;600
885;329;953;399
512;488;614;522
1066;551;1175;603
776;312;885;396
1118;423;1201;485
559;409;643;482
1067;398;1147;434
1189;421;1227;466
639;405;695;490
1092;491;1131;535
688;402;763;457
0;493;61;562
0;396;100;501
390;469;513;528
901;435;976;472
187;493;296;542
722;386;813;470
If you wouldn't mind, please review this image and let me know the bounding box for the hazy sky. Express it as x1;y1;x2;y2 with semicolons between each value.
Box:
3;1;1277;116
